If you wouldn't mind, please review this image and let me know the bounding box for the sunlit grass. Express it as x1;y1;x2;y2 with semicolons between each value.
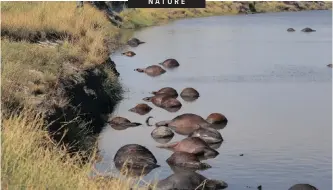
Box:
1;1;122;114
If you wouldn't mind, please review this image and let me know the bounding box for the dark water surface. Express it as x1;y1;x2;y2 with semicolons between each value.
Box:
97;10;332;189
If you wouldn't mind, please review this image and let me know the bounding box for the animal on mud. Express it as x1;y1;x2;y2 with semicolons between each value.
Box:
122;51;136;57
156;137;219;159
189;126;223;144
166;151;211;171
301;27;316;32
180;87;200;101
151;87;178;98
159;59;180;69
129;103;152;115
288;184;318;190
154;170;228;190
287;28;296;32
155;113;210;135
151;126;175;139
134;65;166;77
108;117;141;130
127;38;145;47
113;144;160;176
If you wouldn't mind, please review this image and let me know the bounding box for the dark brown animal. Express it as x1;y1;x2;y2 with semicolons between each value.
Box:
143;94;173;108
155;113;210;135
206;113;228;130
151;87;178;98
155;171;228;190
127;38;145;47
143;94;182;111
301;27;316;32
122;51;136;57
157;137;219;159
129;103;152;115
288;184;318;190
180;88;200;101
287;28;296;32
159;59;180;69
114;144;160;177
206;113;228;124
134;65;166;77
166;152;211;170
108;117;141;130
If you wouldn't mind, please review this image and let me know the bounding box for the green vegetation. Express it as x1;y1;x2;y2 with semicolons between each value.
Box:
1;1;331;190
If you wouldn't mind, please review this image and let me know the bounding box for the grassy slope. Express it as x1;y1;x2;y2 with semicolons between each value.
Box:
1;1;332;190
1;2;121;114
1;109;151;190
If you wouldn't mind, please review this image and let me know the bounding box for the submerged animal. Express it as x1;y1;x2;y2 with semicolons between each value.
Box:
287;28;296;32
157;137;219;159
159;59;180;69
151;87;178;98
135;65;166;77
288;184;318;190
206;113;228;130
206;113;228;125
114;144;160;176
180;88;200;101
189;126;223;144
327;64;332;68
127;38;145;47
161;98;182;109
122;51;136;57
166;152;211;170
143;94;182;112
129;103;152;115
151;126;175;139
155;113;210;135
301;27;316;32
108;117;141;130
155;171;228;190
143;94;177;107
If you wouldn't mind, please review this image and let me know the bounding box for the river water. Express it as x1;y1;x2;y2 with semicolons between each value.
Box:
97;10;332;189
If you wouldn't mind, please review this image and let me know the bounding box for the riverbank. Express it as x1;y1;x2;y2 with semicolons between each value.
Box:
1;1;332;189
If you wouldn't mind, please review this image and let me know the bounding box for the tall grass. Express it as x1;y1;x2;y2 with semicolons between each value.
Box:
1;109;153;190
1;1;122;114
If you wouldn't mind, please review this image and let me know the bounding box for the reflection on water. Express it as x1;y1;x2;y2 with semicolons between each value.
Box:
97;10;332;189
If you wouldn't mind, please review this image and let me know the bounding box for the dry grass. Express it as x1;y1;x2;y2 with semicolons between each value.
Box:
1;109;154;190
1;2;120;66
255;1;332;13
1;2;122;114
119;2;241;28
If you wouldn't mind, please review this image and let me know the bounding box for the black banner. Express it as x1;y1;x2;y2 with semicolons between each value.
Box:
128;0;206;8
